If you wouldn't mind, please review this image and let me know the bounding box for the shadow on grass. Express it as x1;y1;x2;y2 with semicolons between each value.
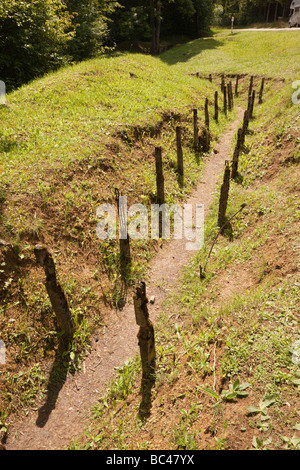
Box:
138;364;156;422
36;336;74;428
221;219;234;241
158;37;224;66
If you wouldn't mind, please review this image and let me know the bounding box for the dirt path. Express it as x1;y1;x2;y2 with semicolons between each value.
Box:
6;108;244;450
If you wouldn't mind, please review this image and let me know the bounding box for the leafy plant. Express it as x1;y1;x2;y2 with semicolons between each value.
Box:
252;435;272;450
247;395;276;417
173;425;198;451
0;410;9;438
281;435;300;450
220;378;250;401
199;378;250;403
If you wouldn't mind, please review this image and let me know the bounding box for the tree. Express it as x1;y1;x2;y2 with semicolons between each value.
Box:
163;0;215;39
150;0;161;54
219;0;290;25
0;0;73;90
65;0;120;61
108;1;151;43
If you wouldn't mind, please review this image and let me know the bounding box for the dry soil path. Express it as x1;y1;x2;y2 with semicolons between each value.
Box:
6;108;244;450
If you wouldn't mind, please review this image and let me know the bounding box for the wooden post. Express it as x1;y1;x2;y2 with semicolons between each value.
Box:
214;91;219;122
155;147;165;205
205;98;210;130
228;82;232;111
231;128;243;179
193;109;199;150
209;73;212;83
247;91;252;114
229;81;234;108
235;75;239;96
218;161;231;229
221;75;225;93
34;245;75;341
242;109;249;135
223;85;227;116
248;76;254;99
240;125;246;148
249;90;256;119
176;126;184;180
259;77;265;104
199;126;210;153
133;281;155;378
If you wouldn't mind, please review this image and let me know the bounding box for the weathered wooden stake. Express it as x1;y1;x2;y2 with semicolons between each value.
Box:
223;85;227;116
155;147;165;205
242;109;249;135
248;75;254;99
133;281;156;378
34;245;75;341
227;84;231;111
198;126;210;153
230;81;234;108
209;73;212;83
240;125;246;148
259;77;265;104
249;89;256;119
231;128;243;179
193;109;199;150
221;75;225;93
218;161;231;229
205;98;210;130
235;75;239;96
247;97;251;116
176;126;184;180
214;91;219;122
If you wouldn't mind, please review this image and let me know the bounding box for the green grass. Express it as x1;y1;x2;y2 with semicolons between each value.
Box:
162;30;300;79
0;54;215;188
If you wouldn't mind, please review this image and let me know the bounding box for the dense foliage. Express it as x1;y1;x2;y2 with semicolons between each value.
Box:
0;0;292;90
65;0;120;61
220;0;291;25
0;0;73;89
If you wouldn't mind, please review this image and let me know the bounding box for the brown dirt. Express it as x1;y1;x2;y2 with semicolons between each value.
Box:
5;108;245;450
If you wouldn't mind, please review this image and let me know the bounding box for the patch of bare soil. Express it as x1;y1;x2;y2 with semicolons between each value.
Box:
5;109;245;450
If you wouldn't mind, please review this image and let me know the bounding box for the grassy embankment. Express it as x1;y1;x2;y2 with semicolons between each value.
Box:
70;31;300;450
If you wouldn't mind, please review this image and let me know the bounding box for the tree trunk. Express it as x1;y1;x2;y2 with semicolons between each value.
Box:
266;3;271;22
274;2;279;21
150;0;161;55
195;10;200;38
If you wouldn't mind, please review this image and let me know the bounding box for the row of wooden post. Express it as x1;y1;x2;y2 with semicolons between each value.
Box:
133;74;265;368
33;74;266;380
217;75;266;232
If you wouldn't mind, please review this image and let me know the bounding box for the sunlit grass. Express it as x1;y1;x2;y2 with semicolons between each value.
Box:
162;30;300;80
